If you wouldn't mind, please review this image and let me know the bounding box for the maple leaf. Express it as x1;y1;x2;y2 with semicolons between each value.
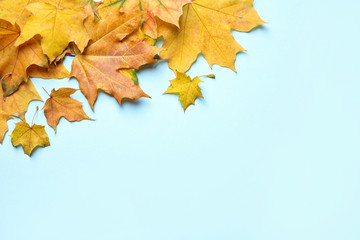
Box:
10;121;50;156
70;7;158;109
15;0;91;62
28;62;70;79
103;0;190;27
164;71;209;111
0;20;48;96
43;88;92;132
159;0;265;72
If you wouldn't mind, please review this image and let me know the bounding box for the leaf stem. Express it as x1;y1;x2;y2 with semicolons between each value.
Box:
31;106;39;127
42;87;51;97
65;53;76;57
198;74;215;79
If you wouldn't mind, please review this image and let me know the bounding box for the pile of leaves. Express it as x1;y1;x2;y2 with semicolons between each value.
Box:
0;0;264;156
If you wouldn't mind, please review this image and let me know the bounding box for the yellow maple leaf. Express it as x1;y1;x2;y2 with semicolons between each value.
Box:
10;121;49;156
15;0;91;62
164;71;206;111
159;0;265;72
43;88;92;132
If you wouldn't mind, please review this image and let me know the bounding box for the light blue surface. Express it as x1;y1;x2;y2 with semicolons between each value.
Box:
1;0;360;239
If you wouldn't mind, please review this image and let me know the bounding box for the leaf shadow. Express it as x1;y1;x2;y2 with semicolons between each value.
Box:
250;24;269;33
120;98;144;107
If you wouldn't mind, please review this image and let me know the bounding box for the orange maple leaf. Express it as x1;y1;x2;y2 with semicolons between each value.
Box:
43;88;92;132
71;6;158;109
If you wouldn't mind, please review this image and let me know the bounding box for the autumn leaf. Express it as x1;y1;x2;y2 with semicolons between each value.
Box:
71;6;158;109
103;0;190;27
28;62;70;79
16;0;91;62
43;88;92;132
10;121;50;156
0;20;48;96
164;71;208;111
71;50;152;110
159;0;265;72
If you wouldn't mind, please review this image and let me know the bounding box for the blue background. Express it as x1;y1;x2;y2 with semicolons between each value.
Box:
1;0;360;239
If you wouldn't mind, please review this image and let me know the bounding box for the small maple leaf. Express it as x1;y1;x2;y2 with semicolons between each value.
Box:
159;0;265;72
164;71;210;111
10;121;50;156
0;20;48;96
15;0;91;62
43;88;92;132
